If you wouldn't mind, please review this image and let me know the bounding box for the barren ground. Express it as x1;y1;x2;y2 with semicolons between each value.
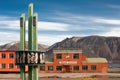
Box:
0;73;120;80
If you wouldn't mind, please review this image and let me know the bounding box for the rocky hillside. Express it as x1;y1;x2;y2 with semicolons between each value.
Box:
0;41;49;50
1;36;120;61
47;36;120;60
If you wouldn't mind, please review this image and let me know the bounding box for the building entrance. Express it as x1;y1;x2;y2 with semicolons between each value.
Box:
64;65;71;72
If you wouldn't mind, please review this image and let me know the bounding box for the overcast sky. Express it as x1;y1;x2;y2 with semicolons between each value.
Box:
0;0;120;45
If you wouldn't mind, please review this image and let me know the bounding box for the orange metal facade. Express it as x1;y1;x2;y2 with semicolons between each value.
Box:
39;50;108;73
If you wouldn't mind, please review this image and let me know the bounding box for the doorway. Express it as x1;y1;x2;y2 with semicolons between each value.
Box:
64;65;71;72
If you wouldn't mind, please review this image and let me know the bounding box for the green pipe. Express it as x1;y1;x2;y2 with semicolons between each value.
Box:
28;3;35;80
33;13;38;50
28;3;33;50
28;3;34;80
20;13;26;80
33;13;38;80
28;3;39;80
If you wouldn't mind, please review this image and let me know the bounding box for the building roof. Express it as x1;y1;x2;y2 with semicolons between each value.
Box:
83;58;107;63
54;48;82;50
53;48;82;53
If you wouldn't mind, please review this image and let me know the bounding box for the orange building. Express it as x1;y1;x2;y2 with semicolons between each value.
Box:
0;50;20;72
39;49;108;73
0;49;108;73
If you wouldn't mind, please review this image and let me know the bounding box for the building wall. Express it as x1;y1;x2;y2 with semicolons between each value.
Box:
0;51;20;72
81;63;108;73
53;52;82;73
0;50;108;73
38;63;54;73
53;52;83;65
39;51;108;73
39;63;108;73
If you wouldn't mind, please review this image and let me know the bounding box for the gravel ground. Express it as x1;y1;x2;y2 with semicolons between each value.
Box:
0;78;120;80
0;73;120;80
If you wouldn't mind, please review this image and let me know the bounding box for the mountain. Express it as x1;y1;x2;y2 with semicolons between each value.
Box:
47;36;120;61
0;36;120;61
0;41;49;50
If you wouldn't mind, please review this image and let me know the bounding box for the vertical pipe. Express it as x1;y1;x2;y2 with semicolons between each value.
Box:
33;13;38;50
20;13;26;80
28;4;33;50
33;13;38;80
28;3;34;80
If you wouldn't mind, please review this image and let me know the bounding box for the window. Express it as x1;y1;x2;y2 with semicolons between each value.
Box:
9;64;14;69
82;65;88;70
91;65;96;70
2;54;6;58
73;54;79;59
73;66;79;70
56;66;62;71
9;54;14;58
48;66;53;71
2;63;6;69
56;54;62;59
40;66;45;71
